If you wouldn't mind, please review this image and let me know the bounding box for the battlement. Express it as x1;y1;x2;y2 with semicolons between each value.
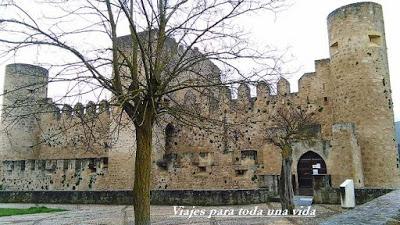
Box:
179;57;332;112
0;40;331;123
40;99;111;120
1;157;109;191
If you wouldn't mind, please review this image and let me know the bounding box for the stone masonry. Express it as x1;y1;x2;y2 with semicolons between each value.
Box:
0;2;399;192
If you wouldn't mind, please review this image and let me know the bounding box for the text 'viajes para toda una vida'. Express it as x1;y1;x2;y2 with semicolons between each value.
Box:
172;206;316;219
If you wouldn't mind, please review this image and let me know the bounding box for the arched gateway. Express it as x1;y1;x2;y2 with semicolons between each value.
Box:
297;151;327;190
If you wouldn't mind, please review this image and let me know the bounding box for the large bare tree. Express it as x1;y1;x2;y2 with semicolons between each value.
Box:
0;0;286;224
266;105;316;213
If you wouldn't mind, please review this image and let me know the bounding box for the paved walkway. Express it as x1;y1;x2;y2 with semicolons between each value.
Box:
320;189;400;225
0;202;342;225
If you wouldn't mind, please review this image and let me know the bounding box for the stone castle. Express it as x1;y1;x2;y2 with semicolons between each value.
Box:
0;2;399;193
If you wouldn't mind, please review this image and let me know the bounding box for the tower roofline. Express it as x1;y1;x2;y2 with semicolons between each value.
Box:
327;1;382;21
6;63;48;76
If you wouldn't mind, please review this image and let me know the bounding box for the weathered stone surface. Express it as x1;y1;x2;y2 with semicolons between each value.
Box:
321;190;400;225
0;202;343;225
313;188;394;205
0;189;272;205
0;2;399;193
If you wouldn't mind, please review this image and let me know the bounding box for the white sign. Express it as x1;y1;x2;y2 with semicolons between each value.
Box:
312;169;319;175
312;163;321;169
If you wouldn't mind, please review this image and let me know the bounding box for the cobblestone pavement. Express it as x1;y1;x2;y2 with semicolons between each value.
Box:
0;202;342;225
320;190;400;225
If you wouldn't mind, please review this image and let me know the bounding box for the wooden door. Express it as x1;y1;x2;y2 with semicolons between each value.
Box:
297;151;327;188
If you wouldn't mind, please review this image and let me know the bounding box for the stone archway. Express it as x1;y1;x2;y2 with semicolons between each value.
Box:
297;151;327;190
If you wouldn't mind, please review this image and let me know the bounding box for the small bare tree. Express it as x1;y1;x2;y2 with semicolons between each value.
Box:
266;105;315;213
0;0;287;224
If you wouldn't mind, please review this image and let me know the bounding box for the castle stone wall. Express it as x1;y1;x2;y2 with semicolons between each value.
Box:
0;2;399;192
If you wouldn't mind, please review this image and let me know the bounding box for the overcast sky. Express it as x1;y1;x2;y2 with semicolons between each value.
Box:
0;0;399;121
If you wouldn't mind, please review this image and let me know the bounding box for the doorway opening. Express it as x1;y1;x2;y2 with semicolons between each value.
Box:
297;151;327;195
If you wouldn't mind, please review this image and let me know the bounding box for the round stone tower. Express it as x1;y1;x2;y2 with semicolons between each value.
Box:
1;63;48;158
328;2;399;187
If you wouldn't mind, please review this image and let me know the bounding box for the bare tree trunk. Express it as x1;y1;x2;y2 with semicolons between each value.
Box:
133;117;153;225
279;146;294;214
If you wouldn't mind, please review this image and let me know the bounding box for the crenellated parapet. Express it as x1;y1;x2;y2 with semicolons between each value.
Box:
256;81;270;99
61;104;73;116
298;72;316;91
298;59;330;91
99;100;110;114
221;86;232;101
39;100;112;121
176;67;332;118
74;103;84;116
189;61;331;105
277;77;290;96
86;101;97;115
36;100;112;155
237;83;251;101
1;157;109;191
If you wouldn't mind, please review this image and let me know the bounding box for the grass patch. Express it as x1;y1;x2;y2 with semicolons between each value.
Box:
0;206;66;217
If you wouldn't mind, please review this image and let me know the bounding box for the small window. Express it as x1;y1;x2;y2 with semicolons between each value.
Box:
63;160;69;170
235;170;246;176
20;161;25;171
75;160;81;172
199;166;206;172
38;160;45;170
324;97;328;102
369;34;381;46
103;158;109;169
330;42;339;54
88;159;96;173
30;160;35;170
199;152;207;158
241;150;257;161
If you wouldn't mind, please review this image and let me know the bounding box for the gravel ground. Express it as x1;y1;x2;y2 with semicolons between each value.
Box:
321;190;400;225
0;202;343;225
